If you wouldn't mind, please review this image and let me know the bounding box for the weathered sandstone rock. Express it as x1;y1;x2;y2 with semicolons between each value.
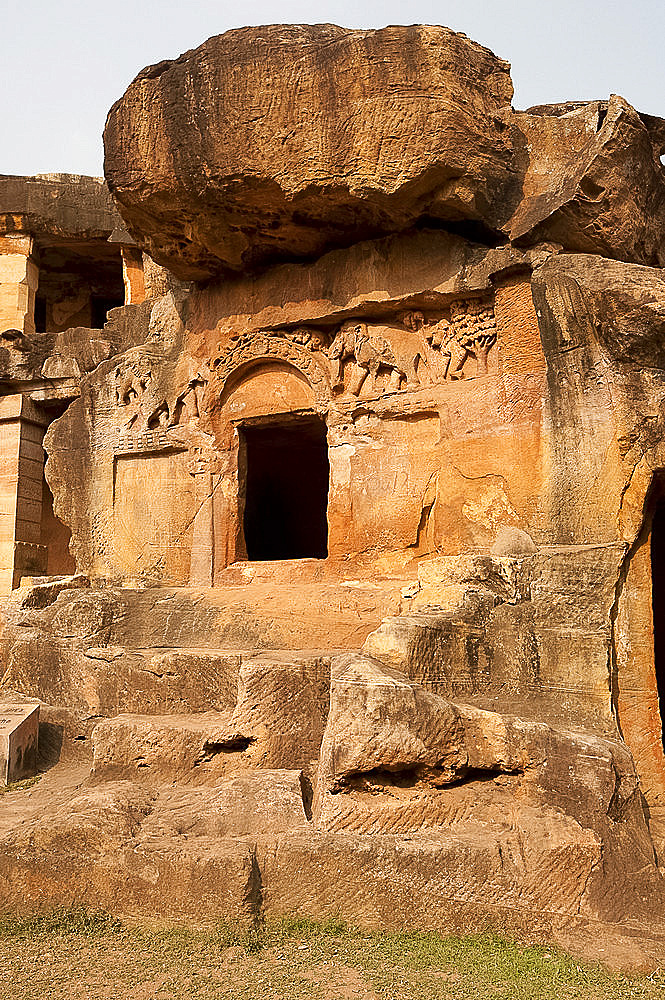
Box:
138;771;309;837
186;229;547;337
104;24;516;278
315;653;467;799
104;27;665;278
0;780;259;921
6;631;241;716
0;174;123;242
3;19;665;971
91;713;236;781
230;652;330;769
366;545;626;730
508;97;665;266
313;653;646;846
88;652;330;778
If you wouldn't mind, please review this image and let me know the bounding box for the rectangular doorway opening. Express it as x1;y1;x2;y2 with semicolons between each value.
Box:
241;416;329;560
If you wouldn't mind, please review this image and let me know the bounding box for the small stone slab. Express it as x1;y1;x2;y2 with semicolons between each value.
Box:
0;702;39;785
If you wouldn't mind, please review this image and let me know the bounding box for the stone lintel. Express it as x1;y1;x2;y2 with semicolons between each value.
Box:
0;394;49;428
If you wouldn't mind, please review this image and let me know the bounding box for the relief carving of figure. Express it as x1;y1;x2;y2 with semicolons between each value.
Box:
403;298;497;380
115;357;210;434
329;319;426;396
403;311;465;380
170;364;211;425
115;361;151;406
287;327;329;351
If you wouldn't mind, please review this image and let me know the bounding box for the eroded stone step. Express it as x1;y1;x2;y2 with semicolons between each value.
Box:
89;648;332;779
5;578;407;652
8;645;336;740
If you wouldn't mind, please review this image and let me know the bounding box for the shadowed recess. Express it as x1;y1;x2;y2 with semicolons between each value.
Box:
241;416;329;560
651;488;665;750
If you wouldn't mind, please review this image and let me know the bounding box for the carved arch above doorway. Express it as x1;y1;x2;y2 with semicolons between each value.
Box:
213;329;332;409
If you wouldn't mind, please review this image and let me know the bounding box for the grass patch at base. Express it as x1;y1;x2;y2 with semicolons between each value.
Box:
0;906;661;1000
0;773;43;795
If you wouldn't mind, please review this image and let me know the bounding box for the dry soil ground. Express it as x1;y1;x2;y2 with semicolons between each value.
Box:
0;910;663;1000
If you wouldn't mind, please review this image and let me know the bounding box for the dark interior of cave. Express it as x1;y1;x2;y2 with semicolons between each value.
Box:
241;416;329;561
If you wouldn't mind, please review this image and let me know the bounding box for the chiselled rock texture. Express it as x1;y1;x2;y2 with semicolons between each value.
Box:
104;25;665;278
104;24;517;278
312;653;660;938
2;21;665;973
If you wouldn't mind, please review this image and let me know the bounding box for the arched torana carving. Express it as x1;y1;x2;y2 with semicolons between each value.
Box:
213;329;331;407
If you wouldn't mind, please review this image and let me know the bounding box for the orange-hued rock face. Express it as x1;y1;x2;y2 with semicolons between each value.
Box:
4;22;665;964
105;23;517;278
44;231;551;584
103;26;665;279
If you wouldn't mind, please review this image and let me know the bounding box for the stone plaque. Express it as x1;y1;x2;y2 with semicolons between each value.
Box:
0;702;39;785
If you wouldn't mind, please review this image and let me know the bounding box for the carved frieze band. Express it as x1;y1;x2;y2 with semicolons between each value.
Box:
114;429;187;455
107;296;497;454
329;296;497;397
211;296;497;404
212;327;332;404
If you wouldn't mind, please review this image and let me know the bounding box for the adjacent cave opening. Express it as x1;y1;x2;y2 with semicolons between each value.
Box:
651;486;665;750
33;238;124;332
240;416;329;560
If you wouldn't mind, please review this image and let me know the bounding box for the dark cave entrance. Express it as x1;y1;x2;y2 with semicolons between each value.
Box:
651;487;665;750
240;416;329;560
33;238;124;333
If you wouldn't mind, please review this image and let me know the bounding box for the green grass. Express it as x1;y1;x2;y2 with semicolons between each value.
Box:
0;907;661;999
0;905;121;938
0;773;43;795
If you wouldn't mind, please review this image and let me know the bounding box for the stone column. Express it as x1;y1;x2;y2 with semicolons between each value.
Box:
0;396;48;593
121;247;146;305
0;235;38;334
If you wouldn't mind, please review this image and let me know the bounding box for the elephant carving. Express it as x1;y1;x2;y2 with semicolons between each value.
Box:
329;319;428;396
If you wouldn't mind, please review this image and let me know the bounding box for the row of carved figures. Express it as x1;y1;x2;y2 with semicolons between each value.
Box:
113;297;498;432
211;297;498;397
330;300;497;395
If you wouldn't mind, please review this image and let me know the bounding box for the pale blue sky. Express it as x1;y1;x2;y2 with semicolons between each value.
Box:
3;0;663;177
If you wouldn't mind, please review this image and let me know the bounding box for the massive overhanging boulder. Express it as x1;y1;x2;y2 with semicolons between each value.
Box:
103;23;517;278
103;24;665;279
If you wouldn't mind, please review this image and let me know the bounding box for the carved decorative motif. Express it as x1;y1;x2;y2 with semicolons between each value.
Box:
404;297;497;381
328;296;497;397
329;319;427;395
213;327;331;404
113;356;210;434
115;429;184;455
